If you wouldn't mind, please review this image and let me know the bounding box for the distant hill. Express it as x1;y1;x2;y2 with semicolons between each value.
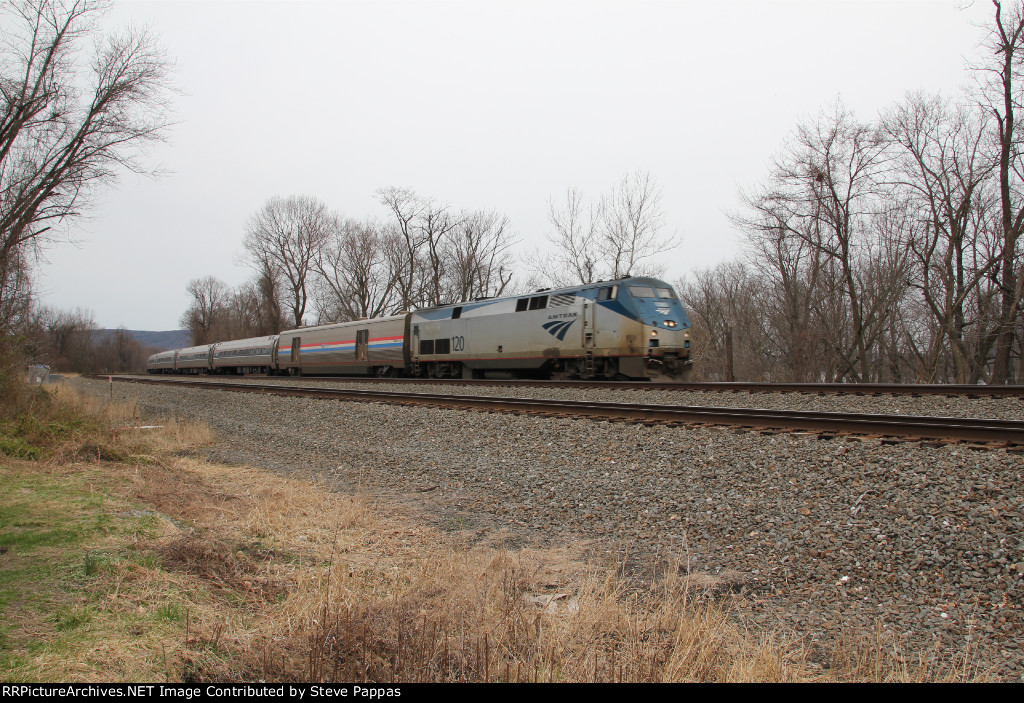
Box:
93;329;191;351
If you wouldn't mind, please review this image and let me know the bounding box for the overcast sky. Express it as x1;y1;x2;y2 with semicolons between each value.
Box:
34;0;995;330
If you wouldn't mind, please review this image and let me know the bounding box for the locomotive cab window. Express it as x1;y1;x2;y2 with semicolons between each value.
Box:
656;287;677;299
630;286;655;298
451;306;462;319
515;298;529;312
529;295;548;310
597;285;618;301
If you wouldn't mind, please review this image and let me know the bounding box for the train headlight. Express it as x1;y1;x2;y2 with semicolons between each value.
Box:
664;320;676;327
650;330;658;337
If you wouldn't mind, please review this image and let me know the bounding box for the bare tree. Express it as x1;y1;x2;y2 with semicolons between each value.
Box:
537;188;601;285
179;276;230;345
447;210;517;301
418;202;460;306
737;213;829;382
599;171;678;279
858;205;916;378
377;187;428;311
737;103;896;382
93;326;149;373
716;7;1024;384
0;244;32;335
377;188;517;309
536;172;678;286
0;0;173;324
245;268;286;335
177;271;285;344
242;195;336;327
19;307;149;372
883;93;999;382
678;262;772;381
221;282;259;338
975;0;1024;382
313;218;399;322
40;305;95;370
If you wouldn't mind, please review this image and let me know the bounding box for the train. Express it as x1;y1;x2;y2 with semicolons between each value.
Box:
146;276;693;381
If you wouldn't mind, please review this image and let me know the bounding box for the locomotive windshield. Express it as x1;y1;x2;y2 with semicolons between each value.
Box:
630;285;677;299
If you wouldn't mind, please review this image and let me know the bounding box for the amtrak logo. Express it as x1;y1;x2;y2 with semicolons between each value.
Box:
543;318;577;341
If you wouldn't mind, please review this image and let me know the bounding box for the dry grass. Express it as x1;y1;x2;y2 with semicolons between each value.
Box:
1;382;214;464
0;385;986;682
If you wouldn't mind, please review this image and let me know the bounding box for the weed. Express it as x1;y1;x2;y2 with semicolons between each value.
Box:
128;514;160;540
93;513;113;535
126;550;159;569
157;603;184;623
54;605;93;632
83;551;104;576
0;436;42;459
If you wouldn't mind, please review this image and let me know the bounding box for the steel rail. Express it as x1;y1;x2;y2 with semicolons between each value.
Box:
136;374;1024;397
100;375;1024;446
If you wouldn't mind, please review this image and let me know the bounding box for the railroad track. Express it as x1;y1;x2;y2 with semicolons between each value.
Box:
128;374;1024;397
97;375;1024;447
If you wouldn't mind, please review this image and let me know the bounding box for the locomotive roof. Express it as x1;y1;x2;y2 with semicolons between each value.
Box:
422;275;675;312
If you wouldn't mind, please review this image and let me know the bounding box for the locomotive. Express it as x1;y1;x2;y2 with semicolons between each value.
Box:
147;276;693;381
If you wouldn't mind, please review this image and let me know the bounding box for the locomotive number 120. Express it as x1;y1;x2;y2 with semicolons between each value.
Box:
451;336;465;352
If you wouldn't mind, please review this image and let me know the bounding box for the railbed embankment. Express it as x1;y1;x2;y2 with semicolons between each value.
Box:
72;376;1024;679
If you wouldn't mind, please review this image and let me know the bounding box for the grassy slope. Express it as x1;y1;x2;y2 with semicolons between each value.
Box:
0;386;984;682
0;460;188;681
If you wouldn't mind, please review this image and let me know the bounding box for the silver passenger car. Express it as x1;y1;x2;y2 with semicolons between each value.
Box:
146;349;177;374
174;344;214;374
211;336;278;375
277;315;407;376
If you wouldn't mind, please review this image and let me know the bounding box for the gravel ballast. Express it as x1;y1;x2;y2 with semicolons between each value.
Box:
75;377;1024;679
